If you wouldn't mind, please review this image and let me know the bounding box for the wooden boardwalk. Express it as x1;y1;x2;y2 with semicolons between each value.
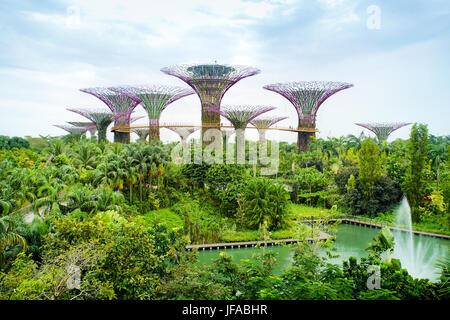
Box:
186;231;330;251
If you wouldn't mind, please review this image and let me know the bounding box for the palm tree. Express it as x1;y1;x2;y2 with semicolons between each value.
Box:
345;131;366;152
71;141;100;170
64;185;96;213
125;166;137;204
92;186;124;212
107;142;124;155
0;183;18;216
44;139;65;163
0;216;27;268
33;182;65;218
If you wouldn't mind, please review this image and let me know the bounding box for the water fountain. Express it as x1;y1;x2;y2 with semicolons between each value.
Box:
392;197;446;279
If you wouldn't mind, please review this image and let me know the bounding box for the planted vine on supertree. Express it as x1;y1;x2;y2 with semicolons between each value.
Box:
161;63;260;143
80;87;141;144
67;108;114;143
111;85;194;143
263;81;353;153
355;122;412;142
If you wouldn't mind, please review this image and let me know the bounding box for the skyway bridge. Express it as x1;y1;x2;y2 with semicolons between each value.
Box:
111;123;319;133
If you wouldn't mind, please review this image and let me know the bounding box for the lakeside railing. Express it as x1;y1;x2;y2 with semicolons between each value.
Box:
297;214;450;239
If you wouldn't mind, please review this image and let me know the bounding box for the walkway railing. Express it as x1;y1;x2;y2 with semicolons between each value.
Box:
111;123;319;133
297;214;450;240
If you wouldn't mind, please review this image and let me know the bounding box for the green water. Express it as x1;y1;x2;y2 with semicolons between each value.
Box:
197;223;449;281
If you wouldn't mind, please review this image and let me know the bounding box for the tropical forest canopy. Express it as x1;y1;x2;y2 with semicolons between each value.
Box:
0;123;449;300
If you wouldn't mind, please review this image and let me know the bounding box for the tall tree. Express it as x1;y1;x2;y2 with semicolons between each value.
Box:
359;138;382;203
403;123;429;222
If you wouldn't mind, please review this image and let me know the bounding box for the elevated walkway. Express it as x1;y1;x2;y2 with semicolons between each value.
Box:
111;123;319;133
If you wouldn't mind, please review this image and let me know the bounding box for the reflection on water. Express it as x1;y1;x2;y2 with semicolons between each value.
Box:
197;223;449;281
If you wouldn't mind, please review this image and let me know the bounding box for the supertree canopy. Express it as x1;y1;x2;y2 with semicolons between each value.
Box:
67;108;114;143
251;116;288;130
111;85;194;142
355;122;412;142
251;116;287;145
54;124;86;136
263;81;353;153
80;87;141;144
67;121;97;136
207;105;275;163
207;105;275;130
161;63;260;141
166;127;200;142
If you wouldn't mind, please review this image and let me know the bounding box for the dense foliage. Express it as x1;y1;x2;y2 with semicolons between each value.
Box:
0;124;448;300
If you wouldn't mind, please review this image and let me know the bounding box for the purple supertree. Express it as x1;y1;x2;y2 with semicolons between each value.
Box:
67;121;97;136
251;116;287;146
263;81;353;153
67;108;114;143
111;85;194;142
79;87;141;144
54;124;87;136
206;105;275;163
161;63;260;142
355;122;412;142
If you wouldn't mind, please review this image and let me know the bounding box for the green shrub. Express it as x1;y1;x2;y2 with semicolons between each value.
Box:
239;178;290;230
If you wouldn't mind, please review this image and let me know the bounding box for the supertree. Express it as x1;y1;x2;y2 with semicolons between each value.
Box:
133;128;150;143
206;105;275;163
67;108;114;143
54;124;87;136
160;63;260;142
251;116;287;145
263;81;353;153
69;117;143;138
111;85;194;143
79;87;141;144
166;127;200;142
67;121;97;136
355;122;412;142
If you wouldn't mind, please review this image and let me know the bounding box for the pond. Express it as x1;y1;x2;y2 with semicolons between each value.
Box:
197;223;450;281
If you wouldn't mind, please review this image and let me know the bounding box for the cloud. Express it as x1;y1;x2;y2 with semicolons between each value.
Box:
0;0;449;141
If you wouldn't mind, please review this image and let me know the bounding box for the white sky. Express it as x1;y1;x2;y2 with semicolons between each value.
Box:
0;0;449;143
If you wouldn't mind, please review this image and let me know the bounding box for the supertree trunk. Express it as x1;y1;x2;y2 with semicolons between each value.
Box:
297;115;316;153
202;101;221;145
98;126;108;143
235;129;246;164
113;118;130;144
114;130;130;144
257;129;270;165
149;119;160;143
